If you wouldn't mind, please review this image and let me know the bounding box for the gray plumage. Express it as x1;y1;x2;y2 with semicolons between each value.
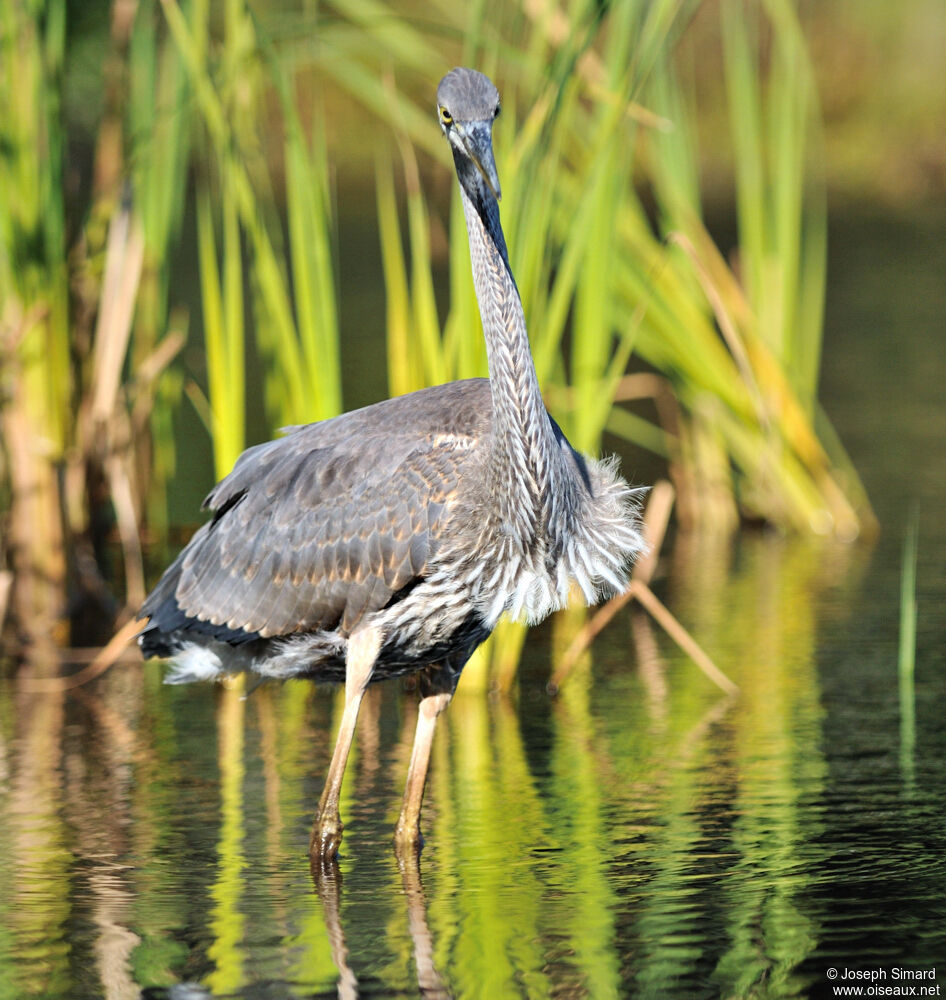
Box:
139;382;493;681
138;68;644;854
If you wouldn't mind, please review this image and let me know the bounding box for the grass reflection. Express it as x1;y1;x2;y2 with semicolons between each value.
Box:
432;694;551;997
127;666;197;989
671;536;833;998
205;685;246;995
0;531;862;997
549;675;622;998
0;688;71;1000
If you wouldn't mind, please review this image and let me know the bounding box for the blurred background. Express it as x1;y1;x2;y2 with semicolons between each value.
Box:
0;1;944;997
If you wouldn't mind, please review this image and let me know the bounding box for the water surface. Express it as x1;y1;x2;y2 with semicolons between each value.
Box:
1;209;944;999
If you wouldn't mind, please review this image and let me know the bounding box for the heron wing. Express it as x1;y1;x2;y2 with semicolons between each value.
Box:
141;380;490;639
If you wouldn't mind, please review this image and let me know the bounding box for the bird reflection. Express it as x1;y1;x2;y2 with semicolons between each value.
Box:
310;859;358;1000
310;849;450;999
397;850;451;999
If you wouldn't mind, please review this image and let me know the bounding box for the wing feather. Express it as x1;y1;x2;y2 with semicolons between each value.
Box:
141;380;491;640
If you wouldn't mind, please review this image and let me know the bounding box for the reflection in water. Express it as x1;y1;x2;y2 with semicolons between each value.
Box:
668;537;831;997
312;862;358;1000
205;685;246;996
1;518;945;998
3;687;71;999
69;684;142;1000
397;853;450;999
311;850;449;999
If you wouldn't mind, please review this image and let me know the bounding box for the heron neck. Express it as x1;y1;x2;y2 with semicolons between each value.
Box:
459;182;559;513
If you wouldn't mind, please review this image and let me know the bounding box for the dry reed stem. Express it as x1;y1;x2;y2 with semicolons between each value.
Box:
630;581;738;695
2;389;67;650
85;206;147;606
549;480;737;696
19;617;142;693
667;231;769;431
90;206;145;425
0;570;11;634
633;478;676;585
2;304;66;648
106;448;146;608
134;329;186;390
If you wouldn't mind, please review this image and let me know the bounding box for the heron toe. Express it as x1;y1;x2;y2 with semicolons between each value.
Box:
311;812;344;861
394;815;424;853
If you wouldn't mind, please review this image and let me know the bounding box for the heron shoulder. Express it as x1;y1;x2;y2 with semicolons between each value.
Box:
144;378;495;644
203;378;492;515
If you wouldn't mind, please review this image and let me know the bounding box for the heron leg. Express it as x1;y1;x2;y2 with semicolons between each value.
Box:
311;625;382;862
394;668;459;850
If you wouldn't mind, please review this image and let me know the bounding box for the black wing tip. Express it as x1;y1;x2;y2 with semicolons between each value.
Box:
137;597;263;658
138;624;181;659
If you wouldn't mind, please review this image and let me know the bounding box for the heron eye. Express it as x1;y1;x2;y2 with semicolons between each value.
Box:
494;104;501;119
439;105;452;125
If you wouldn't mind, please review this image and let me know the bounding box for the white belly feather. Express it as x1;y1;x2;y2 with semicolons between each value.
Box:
479;455;646;628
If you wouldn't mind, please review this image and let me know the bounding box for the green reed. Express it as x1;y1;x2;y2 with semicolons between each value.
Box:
899;506;918;786
196;173;246;478
0;0;70;446
128;0;193;529
337;0;872;539
898;507;919;682
1;0;874;657
159;0;343;475
0;0;70;639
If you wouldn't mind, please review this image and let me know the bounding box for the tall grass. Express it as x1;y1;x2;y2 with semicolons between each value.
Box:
160;0;342;454
346;0;874;679
0;0;70;648
196;174;246;478
354;0;873;543
898;506;918;787
0;0;875;660
127;0;193;532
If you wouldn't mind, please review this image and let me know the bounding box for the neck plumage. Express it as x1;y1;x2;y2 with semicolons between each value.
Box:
458;176;560;526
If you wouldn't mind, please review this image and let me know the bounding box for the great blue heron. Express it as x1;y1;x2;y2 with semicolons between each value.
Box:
138;68;645;861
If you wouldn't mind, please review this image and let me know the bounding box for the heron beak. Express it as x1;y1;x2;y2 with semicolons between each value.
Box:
459;122;502;202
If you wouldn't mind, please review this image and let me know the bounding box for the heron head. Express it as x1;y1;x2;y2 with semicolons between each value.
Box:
437;68;502;202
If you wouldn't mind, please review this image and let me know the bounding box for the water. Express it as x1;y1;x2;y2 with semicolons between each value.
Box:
1;208;945;999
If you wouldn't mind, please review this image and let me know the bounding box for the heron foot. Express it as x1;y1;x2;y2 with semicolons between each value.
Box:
393;817;424;855
310;811;344;862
